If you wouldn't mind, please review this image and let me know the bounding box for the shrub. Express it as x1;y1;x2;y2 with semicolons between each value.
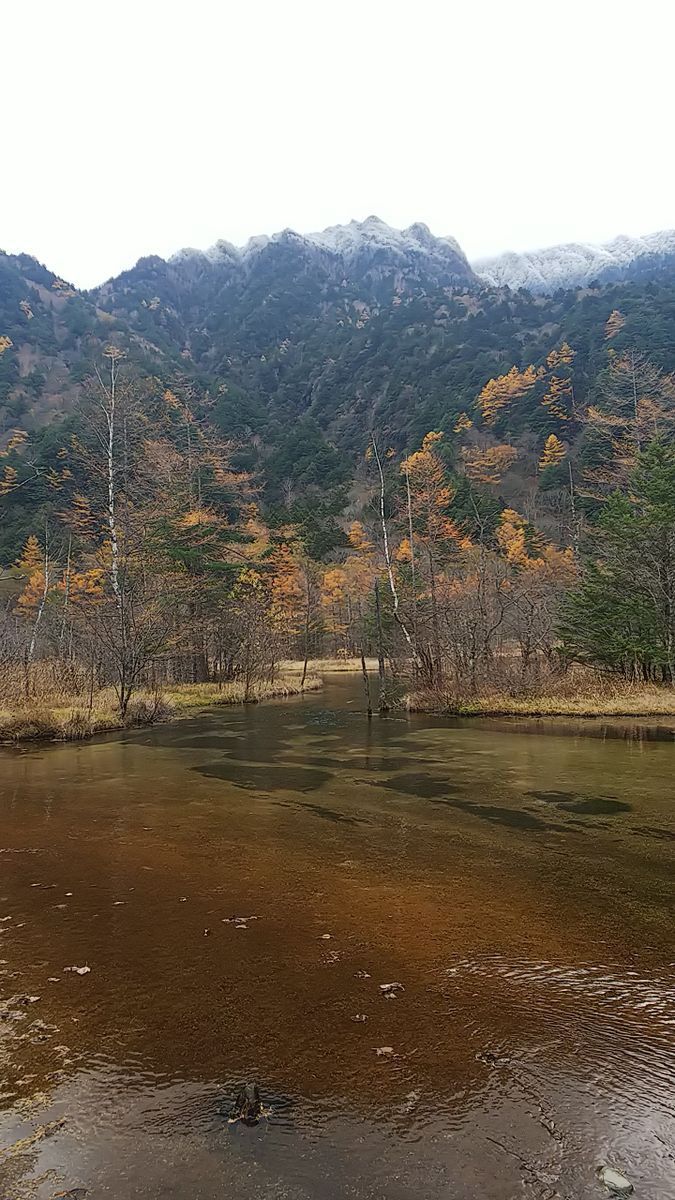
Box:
123;693;175;727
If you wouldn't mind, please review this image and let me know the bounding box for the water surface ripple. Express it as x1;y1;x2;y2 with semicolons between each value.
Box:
0;676;674;1198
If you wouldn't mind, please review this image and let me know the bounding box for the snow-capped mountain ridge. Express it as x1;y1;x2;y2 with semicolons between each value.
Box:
172;216;467;264
475;229;675;293
169;216;475;286
168;218;675;295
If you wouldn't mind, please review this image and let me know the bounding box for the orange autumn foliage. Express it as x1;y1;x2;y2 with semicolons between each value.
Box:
477;365;541;424
539;434;566;470
462;444;518;485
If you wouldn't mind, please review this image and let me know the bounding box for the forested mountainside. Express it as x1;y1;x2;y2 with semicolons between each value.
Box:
2;217;675;564
2;218;675;722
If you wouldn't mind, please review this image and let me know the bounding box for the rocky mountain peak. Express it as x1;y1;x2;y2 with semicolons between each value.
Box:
474;229;675;293
168;218;477;289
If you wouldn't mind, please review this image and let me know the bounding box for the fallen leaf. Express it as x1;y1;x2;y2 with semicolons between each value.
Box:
64;965;90;975
375;1046;394;1056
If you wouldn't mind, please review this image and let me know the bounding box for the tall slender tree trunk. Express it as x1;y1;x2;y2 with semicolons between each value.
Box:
28;523;50;664
59;534;72;659
371;435;422;675
301;575;311;689
427;548;442;684
374;578;388;714
360;650;372;719
403;462;419;667
568;459;580;562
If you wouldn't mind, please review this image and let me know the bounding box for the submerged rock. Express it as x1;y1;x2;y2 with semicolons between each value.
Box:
229;1082;263;1125
379;982;404;999
598;1165;634;1196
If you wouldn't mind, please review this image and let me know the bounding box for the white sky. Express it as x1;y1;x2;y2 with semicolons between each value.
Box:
3;0;674;288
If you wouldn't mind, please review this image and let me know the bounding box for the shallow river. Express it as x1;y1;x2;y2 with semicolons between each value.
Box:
0;676;674;1200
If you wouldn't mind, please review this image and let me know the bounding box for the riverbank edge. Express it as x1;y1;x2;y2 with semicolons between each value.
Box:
404;685;675;719
0;675;323;745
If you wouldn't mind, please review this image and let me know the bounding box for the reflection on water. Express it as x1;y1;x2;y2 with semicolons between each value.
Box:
0;675;674;1199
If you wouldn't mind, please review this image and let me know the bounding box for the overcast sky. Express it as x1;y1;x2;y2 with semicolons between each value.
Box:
3;0;674;288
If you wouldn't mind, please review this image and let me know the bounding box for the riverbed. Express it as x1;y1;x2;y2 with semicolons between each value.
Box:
0;675;673;1198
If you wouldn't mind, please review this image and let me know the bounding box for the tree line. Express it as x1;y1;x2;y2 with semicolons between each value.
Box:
1;320;674;719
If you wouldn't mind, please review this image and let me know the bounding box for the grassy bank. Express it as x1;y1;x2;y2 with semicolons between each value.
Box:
280;656;379;673
0;676;322;744
404;683;675;719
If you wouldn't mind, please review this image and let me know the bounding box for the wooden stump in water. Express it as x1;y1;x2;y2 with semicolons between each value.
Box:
230;1082;263;1125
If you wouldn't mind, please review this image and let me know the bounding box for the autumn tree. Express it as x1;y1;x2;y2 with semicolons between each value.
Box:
398;431;469;683
14;528;53;668
58;352;186;714
344;518;387;710
605;309;626;340
539;434;566;471
476;365;540;425
228;567;283;698
462;443;519;485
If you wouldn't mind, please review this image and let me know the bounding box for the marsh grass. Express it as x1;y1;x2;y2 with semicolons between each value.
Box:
0;676;322;743
405;674;675;718
280;657;379;673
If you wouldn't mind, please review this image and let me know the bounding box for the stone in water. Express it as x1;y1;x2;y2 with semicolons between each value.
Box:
598;1166;633;1196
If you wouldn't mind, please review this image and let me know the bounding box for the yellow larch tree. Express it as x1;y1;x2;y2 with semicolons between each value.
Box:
605;309;626;340
15;531;53;662
461;444;518;485
496;509;529;566
320;566;350;656
476;365;541;424
401;431;471;681
541;374;573;421
539;433;567;470
269;542;305;639
546;342;576;370
453;411;473;434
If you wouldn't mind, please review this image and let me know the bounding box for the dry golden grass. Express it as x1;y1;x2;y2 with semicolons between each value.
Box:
0;676;322;744
405;680;675;718
165;676;322;709
281;657;378;673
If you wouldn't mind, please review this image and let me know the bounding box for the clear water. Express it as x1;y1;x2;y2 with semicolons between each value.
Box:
0;676;673;1199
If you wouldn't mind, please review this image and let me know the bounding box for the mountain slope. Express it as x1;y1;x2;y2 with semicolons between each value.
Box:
169;215;475;288
3;218;675;560
475;230;675;293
